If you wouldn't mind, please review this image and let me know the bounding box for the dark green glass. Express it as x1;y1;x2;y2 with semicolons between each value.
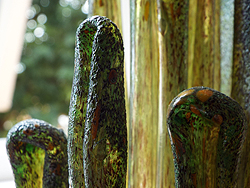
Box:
6;16;127;188
6;119;68;188
167;86;247;187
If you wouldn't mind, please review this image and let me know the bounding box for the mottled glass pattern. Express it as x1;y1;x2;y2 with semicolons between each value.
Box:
167;87;246;187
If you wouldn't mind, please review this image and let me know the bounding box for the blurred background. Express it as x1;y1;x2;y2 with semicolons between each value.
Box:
0;0;89;138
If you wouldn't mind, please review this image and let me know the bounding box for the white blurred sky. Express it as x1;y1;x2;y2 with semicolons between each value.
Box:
0;0;32;113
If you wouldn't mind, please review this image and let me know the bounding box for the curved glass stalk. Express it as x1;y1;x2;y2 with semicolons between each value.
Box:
6;119;68;188
167;87;246;187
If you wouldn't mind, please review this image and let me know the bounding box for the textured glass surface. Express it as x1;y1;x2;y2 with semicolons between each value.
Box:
167;87;247;187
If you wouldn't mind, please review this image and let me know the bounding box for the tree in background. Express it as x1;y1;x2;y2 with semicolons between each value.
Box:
0;0;87;137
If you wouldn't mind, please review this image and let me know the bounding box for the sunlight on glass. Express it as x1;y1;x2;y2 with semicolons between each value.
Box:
25;32;36;43
62;8;71;17
16;62;26;74
59;0;68;7
37;14;47;25
71;0;81;10
27;20;37;30
81;0;89;14
60;0;83;10
33;4;41;14
40;0;50;7
34;27;45;38
26;6;36;19
40;33;48;42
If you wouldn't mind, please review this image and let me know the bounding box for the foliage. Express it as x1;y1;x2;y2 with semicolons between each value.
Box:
0;0;87;137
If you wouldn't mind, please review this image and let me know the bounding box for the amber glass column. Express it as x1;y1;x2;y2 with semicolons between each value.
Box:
129;1;159;187
157;0;188;187
88;0;122;31
188;0;221;90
